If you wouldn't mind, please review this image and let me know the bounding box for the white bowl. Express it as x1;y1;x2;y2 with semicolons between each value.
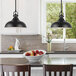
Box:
23;50;46;63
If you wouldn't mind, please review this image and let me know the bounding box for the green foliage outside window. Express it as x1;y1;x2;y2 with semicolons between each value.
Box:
46;3;76;39
46;3;63;39
66;3;76;38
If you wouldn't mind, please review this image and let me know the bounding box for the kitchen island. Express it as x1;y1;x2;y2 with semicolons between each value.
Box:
0;57;76;76
0;52;76;76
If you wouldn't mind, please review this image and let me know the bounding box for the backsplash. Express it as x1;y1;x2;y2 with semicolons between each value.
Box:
1;35;76;52
1;35;47;51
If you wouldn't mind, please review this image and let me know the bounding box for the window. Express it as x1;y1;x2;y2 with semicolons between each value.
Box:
46;3;63;39
41;0;76;43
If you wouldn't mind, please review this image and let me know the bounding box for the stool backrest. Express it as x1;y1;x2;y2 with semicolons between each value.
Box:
3;64;31;76
43;64;73;76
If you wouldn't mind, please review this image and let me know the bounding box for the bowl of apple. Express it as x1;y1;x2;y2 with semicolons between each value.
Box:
23;50;46;63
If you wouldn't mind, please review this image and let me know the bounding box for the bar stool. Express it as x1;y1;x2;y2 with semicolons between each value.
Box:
43;64;73;76
2;64;31;76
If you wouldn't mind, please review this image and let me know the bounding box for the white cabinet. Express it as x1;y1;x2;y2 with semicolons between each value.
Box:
0;0;40;35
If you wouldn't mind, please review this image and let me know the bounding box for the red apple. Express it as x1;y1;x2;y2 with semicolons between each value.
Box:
25;52;31;56
40;51;44;54
36;50;39;54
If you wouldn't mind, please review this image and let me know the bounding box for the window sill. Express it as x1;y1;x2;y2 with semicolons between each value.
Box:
52;39;76;43
42;39;76;43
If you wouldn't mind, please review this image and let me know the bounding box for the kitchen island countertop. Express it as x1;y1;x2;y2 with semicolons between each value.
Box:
0;58;76;68
0;51;76;68
1;51;76;58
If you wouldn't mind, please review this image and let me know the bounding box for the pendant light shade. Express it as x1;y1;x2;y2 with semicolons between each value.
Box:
51;0;72;28
5;0;26;27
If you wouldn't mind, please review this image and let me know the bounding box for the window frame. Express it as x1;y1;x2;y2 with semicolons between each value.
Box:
41;0;76;43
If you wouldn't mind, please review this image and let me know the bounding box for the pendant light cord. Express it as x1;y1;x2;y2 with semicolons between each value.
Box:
60;0;63;15
61;0;62;13
15;0;17;12
13;0;18;15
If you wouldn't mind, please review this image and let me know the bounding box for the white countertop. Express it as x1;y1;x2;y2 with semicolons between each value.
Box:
0;53;76;58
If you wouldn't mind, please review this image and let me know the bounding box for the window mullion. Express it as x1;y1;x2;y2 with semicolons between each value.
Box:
41;0;47;43
63;3;66;39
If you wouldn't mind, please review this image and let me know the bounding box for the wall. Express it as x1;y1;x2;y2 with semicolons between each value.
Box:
1;35;47;51
52;43;76;51
0;0;40;34
1;35;76;52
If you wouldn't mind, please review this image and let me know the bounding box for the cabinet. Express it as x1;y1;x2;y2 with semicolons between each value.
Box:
0;0;40;35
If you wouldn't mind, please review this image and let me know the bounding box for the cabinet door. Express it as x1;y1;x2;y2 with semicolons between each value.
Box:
1;0;40;35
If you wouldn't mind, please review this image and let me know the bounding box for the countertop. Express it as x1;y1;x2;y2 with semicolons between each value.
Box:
0;57;76;67
0;58;42;67
1;51;76;54
0;51;76;68
1;51;76;59
0;51;24;54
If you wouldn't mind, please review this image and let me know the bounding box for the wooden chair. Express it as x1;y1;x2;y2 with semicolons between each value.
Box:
2;64;31;76
43;64;73;76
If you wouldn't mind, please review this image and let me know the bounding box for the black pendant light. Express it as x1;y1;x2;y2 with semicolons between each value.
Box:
51;0;72;28
5;0;26;27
